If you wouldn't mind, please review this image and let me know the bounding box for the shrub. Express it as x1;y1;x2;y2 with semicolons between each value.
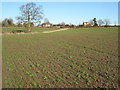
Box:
12;30;25;33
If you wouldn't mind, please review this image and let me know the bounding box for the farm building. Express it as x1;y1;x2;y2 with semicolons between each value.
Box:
83;22;89;26
42;22;52;28
83;22;93;27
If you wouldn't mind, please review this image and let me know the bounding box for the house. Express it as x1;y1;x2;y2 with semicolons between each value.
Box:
83;22;89;26
83;22;93;27
42;22;52;28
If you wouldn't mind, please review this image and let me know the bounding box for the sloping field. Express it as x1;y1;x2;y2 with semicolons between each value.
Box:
2;27;118;88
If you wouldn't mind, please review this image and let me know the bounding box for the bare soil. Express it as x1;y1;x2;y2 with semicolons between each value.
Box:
42;28;70;33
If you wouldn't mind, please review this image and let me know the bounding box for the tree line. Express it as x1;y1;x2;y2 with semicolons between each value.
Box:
89;18;111;26
1;17;113;27
1;18;35;27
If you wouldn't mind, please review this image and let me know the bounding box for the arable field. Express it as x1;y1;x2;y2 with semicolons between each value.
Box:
2;27;119;88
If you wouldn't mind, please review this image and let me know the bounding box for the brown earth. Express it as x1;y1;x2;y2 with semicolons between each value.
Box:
42;28;70;33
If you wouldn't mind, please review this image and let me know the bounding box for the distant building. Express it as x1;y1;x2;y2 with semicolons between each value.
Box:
83;22;89;26
83;22;93;27
42;22;52;28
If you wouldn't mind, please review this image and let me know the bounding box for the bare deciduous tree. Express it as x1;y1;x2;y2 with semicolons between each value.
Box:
16;2;43;31
97;19;104;26
89;20;94;25
2;18;14;27
44;18;50;23
60;22;65;26
104;19;110;26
